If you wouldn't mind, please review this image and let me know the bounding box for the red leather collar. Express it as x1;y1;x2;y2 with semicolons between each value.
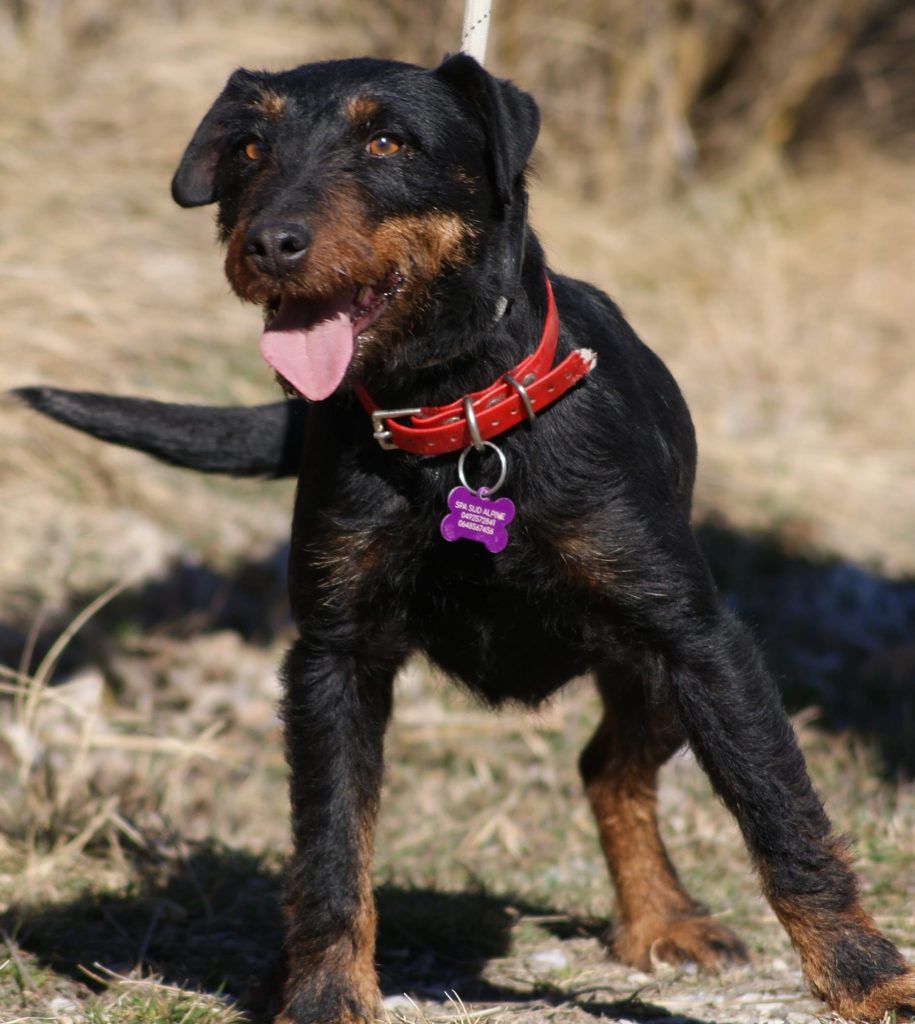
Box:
356;277;596;455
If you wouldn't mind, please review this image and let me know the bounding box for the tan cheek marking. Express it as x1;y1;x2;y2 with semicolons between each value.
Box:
371;212;471;280
222;187;472;313
224;187;377;304
298;188;377;296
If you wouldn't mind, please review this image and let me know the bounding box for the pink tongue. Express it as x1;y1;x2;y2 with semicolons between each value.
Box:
259;294;355;401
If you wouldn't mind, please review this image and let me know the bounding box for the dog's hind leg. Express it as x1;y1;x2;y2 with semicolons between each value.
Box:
667;606;915;1020
580;665;749;970
277;640;397;1024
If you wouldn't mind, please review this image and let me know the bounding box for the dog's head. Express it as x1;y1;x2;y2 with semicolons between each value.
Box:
171;55;539;401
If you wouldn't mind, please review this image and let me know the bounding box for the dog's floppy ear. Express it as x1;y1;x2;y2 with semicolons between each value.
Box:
171;68;261;208
433;53;539;206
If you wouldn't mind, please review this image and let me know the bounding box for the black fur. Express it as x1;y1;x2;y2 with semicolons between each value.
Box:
15;387;303;477
17;55;914;1024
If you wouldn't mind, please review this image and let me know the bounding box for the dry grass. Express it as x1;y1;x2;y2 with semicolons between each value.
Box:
8;0;910;192
535;155;915;573
0;6;914;1024
1;637;913;1022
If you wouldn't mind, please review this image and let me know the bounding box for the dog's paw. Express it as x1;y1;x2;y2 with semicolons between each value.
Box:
275;999;377;1024
614;915;750;972
276;978;380;1024
276;1012;372;1024
823;967;915;1022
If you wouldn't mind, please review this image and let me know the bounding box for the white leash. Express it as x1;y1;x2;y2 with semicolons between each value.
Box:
460;0;492;66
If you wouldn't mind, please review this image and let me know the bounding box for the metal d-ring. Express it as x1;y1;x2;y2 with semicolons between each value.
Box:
458;441;508;497
462;396;485;451
504;374;537;423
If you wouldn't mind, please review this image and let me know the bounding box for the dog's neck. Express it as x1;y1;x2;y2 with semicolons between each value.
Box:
356;231;550;411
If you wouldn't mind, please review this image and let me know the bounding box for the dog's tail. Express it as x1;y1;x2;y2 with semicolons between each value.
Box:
14;386;305;478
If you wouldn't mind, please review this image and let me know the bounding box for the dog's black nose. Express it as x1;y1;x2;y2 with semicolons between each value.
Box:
245;221;311;277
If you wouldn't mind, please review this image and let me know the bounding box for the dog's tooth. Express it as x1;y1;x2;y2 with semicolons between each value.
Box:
356;285;373;307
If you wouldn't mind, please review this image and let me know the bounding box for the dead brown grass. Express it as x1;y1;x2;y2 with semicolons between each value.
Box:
535;154;915;572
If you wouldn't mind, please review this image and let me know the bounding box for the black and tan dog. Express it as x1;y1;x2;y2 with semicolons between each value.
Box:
18;55;915;1023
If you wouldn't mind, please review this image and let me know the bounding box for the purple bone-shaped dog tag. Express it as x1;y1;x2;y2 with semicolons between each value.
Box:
440;485;516;553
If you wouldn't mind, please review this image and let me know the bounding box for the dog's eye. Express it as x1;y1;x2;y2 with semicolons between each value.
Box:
366;133;403;158
241;139;265;162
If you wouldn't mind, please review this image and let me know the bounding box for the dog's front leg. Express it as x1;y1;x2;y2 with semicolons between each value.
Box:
669;607;915;1020
276;639;396;1024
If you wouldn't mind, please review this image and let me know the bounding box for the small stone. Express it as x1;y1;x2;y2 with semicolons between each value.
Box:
48;997;77;1021
526;948;568;972
626;970;652;984
382;993;415;1011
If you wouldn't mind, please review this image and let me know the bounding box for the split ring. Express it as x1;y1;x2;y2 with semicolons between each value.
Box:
458;441;508;497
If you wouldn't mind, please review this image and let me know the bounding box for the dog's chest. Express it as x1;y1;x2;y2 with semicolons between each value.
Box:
312;498;613;702
412;557;600;703
298;447;634;698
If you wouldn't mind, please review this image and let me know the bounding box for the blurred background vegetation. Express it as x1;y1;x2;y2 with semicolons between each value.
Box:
2;0;913;195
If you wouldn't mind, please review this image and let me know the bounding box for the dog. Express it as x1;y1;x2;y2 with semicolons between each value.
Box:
17;54;915;1024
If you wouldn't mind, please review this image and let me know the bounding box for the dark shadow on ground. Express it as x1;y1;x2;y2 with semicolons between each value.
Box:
2;514;914;775
3;844;711;1023
697;518;915;777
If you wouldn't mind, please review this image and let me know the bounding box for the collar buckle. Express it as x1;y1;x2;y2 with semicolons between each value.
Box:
370;407;422;450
